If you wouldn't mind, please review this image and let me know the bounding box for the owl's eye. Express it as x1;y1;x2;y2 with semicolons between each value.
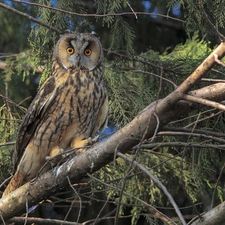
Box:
84;48;92;56
66;47;75;55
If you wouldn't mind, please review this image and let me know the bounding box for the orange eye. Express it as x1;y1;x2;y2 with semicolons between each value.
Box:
84;48;92;56
66;47;74;55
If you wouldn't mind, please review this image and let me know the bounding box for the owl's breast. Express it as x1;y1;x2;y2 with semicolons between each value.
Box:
33;70;105;152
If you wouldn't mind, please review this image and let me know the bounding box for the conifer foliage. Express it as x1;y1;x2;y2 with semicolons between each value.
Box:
1;1;225;225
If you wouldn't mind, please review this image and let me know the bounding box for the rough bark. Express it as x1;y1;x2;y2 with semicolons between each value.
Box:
190;201;225;225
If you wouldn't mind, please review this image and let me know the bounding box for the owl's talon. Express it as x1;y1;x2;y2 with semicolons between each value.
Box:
92;135;99;143
46;147;65;165
46;156;51;162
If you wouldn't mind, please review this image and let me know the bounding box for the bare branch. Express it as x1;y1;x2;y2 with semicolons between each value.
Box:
1;40;225;224
117;152;186;225
214;53;225;67
183;94;225;111
131;70;178;89
211;162;225;209
67;176;82;224
0;2;61;34
0;142;15;147
8;216;81;225
126;1;138;19
87;173;176;225
162;126;225;138
140;142;225;151
11;0;185;23
157;130;225;144
198;0;225;41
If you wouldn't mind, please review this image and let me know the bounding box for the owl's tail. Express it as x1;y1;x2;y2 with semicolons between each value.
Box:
2;171;24;197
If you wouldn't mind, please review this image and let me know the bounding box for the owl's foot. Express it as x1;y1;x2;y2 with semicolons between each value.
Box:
46;146;65;165
74;136;99;154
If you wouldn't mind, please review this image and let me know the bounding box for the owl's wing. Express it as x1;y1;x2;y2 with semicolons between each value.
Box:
13;76;56;172
92;94;108;137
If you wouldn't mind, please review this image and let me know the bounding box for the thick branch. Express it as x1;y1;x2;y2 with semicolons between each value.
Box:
1;44;225;223
1;81;225;222
188;202;225;225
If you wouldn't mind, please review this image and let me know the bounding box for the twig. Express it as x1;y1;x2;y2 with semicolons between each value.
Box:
67;176;82;224
0;211;6;225
0;176;12;189
131;70;177;89
82;214;149;225
24;192;29;225
183;94;225;111
162;126;225;138
140;142;225;151
11;0;184;23
8;216;81;224
201;78;225;82
92;196;111;225
117;152;187;225
0;2;61;34
0;141;15;147
0;53;20;58
126;1;138;19
88;174;176;225
157;131;225;144
184;111;222;128
198;0;225;41
211;162;225;208
213;53;225;67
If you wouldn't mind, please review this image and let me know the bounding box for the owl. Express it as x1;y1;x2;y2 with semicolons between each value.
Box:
2;32;108;197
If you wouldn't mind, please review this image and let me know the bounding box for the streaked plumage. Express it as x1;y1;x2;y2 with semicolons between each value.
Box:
3;32;108;197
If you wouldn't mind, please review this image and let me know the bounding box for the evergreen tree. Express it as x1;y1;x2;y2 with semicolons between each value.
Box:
1;1;225;225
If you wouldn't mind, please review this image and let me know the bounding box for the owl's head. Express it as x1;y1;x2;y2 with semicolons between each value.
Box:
53;32;103;71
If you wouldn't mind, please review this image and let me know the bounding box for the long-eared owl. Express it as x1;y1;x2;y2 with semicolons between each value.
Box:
3;32;108;197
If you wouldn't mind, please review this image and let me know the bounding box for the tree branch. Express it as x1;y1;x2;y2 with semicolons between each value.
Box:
198;0;225;41
183;94;225;111
11;0;185;23
0;80;225;222
0;2;61;34
1;40;225;224
8;216;81;225
117;152;186;225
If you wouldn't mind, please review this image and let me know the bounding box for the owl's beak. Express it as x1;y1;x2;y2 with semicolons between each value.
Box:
69;54;81;68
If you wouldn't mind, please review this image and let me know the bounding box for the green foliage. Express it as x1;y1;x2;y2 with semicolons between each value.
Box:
109;18;135;56
93;34;225;224
95;0;123;26
2;1;225;224
0;2;32;53
93;152;198;225
168;0;225;42
0;102;23;183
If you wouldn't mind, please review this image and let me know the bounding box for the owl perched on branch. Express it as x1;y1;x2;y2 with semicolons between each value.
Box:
3;32;108;197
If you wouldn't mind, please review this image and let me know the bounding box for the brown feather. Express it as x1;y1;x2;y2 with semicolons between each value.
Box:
3;32;108;197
